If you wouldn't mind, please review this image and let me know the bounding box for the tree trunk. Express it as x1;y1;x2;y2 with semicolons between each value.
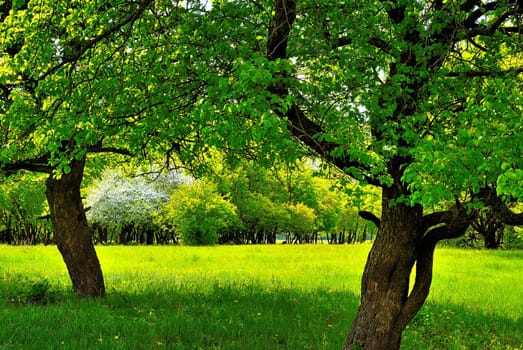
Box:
472;208;504;249
344;184;472;349
344;185;424;349
484;230;502;249
146;228;154;245
46;157;105;298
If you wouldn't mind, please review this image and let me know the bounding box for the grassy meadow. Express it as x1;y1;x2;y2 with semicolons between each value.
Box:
0;244;521;349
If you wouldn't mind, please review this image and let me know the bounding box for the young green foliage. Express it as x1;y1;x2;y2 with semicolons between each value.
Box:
164;179;240;246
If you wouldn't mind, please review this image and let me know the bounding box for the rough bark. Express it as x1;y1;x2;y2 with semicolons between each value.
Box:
345;189;473;349
45;157;105;298
345;182;424;349
265;2;431;348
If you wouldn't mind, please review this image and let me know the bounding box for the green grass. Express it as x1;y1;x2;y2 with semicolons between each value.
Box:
0;244;521;349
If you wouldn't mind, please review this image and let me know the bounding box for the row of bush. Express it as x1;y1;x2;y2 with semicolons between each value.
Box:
85;161;379;245
0;161;379;246
1;160;521;248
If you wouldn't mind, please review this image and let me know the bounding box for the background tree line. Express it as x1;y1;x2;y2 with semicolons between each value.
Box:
0;158;381;246
1;159;521;248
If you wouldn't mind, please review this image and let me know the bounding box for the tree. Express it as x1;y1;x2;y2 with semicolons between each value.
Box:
85;168;188;244
2;0;521;347
1;0;273;294
178;1;522;348
228;192;288;244
0;0;203;297
212;157;367;244
470;207;505;249
286;202;316;243
0;0;158;297
261;1;523;348
314;184;344;241
0;173;51;244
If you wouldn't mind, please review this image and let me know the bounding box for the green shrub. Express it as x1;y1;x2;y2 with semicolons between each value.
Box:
163;180;240;245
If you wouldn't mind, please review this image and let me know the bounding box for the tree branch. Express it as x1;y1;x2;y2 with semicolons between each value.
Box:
478;187;523;225
446;67;523;78
491;203;523;226
358;210;381;228
2;139;132;177
2;155;53;174
88;146;131;156
36;0;154;83
460;0;481;12
333;36;391;54
421;210;449;231
266;0;379;185
463;1;500;29
464;2;522;37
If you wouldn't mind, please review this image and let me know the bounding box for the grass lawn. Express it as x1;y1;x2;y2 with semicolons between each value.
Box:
0;244;521;349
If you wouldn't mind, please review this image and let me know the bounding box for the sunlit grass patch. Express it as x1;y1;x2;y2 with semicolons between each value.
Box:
0;244;521;349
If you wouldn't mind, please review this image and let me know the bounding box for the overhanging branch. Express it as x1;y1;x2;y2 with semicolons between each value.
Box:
491;203;523;226
266;0;379;186
88;145;131;156
478;187;523;225
2;155;53;174
359;210;381;228
2;141;132;176
446;67;523;78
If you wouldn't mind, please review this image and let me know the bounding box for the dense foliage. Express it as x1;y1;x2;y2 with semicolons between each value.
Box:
85;168;189;244
164;179;239;245
0;161;380;246
0;173;51;244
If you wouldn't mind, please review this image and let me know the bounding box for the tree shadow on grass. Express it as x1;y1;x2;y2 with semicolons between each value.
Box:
0;273;65;306
0;278;359;350
103;282;360;350
0;278;521;349
402;301;523;349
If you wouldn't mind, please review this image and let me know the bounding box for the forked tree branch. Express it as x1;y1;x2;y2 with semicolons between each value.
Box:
2;140;131;176
393;203;473;335
2;155;53;174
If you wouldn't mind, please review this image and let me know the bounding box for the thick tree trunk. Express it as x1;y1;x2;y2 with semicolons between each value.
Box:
344;185;424;349
344;185;472;349
484;230;502;249
46;157;105;298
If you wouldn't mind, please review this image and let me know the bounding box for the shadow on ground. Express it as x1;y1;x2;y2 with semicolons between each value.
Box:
0;277;521;349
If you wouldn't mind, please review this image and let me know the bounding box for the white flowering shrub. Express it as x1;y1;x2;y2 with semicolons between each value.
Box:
85;169;190;243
